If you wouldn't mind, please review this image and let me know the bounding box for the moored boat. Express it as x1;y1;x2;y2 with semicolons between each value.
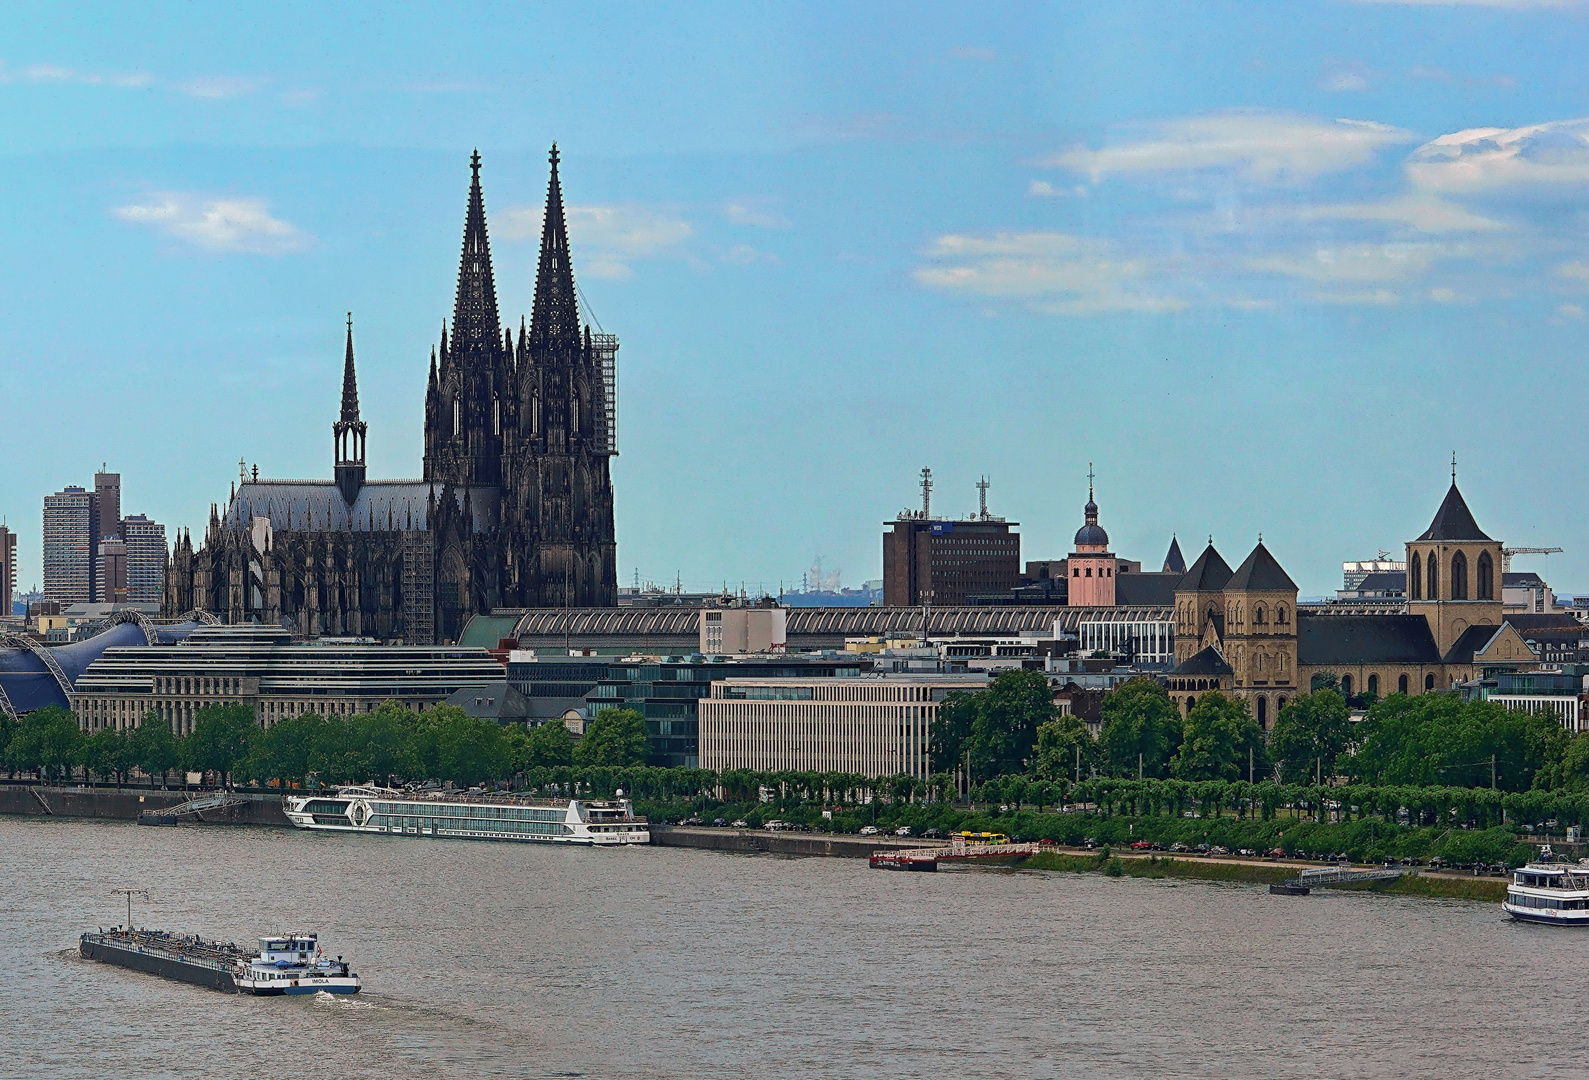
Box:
1503;851;1589;925
284;785;649;845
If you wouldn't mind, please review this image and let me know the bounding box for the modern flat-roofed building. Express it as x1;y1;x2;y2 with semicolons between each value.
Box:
699;673;987;781
72;624;505;735
44;485;96;605
506;653;870;768
121;515;167;604
0;525;16;617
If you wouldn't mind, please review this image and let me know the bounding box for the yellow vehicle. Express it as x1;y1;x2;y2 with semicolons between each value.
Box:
953;831;1010;845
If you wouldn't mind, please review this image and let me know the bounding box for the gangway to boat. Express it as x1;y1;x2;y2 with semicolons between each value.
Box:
870;838;1043;870
138;791;248;826
1271;864;1405;894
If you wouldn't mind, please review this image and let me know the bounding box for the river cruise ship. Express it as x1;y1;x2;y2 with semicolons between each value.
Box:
284;785;650;846
80;928;360;994
1503;853;1589;925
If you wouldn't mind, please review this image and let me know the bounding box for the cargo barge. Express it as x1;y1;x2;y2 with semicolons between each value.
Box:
79;928;360;994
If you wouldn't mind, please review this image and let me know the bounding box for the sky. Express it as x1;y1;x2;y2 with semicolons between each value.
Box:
3;0;1589;599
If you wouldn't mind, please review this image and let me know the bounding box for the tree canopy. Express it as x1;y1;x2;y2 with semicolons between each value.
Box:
574;707;649;768
1270;688;1352;784
1171;691;1267;783
929;669;1055;781
1098;677;1181;779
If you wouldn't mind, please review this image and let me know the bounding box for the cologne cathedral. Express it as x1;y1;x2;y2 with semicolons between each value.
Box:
164;148;619;642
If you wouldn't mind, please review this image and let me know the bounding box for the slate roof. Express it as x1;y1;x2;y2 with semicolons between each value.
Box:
1296;614;1442;666
1227;541;1299;593
1162;537;1187;576
224;479;500;534
1170;645;1233;676
1355;571;1406;595
1503;572;1545;588
445;681;532;721
1177;544;1233;592
1505;613;1581;632
1115;572;1180;606
1442;624;1506;665
1415;483;1492;542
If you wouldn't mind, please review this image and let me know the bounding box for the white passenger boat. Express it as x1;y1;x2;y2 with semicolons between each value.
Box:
1503;851;1589;925
283;785;650;846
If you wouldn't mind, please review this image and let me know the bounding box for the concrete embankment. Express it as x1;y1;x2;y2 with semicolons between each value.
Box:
0;784;288;825
650;825;937;858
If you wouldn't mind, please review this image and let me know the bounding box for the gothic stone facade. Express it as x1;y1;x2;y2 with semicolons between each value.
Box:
165;148;618;643
1167;480;1537;728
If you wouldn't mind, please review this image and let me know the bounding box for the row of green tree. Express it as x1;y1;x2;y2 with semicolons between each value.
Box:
929;670;1587;793
0;703;652;789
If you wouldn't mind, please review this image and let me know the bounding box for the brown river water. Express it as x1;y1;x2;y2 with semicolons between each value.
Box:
1;816;1582;1079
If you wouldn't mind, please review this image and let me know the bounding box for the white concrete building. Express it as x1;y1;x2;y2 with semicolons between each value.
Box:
698;674;986;781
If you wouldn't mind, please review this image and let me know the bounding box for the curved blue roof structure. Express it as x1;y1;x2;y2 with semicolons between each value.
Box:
0;621;205;716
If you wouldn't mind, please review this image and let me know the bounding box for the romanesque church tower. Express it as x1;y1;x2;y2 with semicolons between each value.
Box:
1406;471;1503;657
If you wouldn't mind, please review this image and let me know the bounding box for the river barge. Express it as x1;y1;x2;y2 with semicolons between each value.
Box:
284;785;650;845
1503;855;1589;925
79;929;360;993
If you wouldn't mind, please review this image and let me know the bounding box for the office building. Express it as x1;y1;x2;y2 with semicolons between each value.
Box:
121;515;167;604
700;606;787;653
699;673;987;781
507;653;869;768
43;486;96;604
98;538;128;605
0;526;15;617
72;624;505;734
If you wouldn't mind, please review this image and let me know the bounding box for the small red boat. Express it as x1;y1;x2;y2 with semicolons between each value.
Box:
869;851;937;871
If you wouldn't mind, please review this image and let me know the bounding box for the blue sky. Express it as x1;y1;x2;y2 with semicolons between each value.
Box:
3;0;1589;598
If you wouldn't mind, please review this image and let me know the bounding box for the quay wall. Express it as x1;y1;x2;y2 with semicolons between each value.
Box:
0;785;289;825
650;825;933;858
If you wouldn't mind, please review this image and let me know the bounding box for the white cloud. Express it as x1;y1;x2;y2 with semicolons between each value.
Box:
1407;118;1589;192
1028;180;1088;198
112;194;313;254
179;76;266;99
1319;59;1377;93
1558;303;1587;319
914;232;1188;315
498;203;692;278
1315;289;1400;304
1557;260;1589;281
4;63;152;88
1048;110;1414;183
1430;287;1459;301
1247;242;1456;283
1290;193;1506;232
723;200;789;228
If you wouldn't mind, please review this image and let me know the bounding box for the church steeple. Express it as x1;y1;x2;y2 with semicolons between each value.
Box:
529;143;582;351
453;149;502;353
334;312;368;505
340;313;361;423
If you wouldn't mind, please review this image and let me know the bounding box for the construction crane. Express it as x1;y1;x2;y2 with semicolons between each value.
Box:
1502;547;1563;572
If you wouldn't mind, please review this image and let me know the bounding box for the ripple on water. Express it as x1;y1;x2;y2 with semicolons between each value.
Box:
2;816;1575;1080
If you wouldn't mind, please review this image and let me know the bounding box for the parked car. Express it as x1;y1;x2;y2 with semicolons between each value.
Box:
859;825;881;836
730;819;748;828
922;828;943;839
1238;848;1256;857
763;820;788;832
712;818;727;827
1267;847;1286;858
680;816;703;826
1130;840;1154;850
1194;843;1211;854
1210;845;1230;856
895;826;912;837
1168;842;1189;853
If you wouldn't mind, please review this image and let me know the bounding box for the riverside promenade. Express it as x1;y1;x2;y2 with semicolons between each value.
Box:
0;782;288;825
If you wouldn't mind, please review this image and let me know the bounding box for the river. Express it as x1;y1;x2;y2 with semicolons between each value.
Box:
1;816;1580;1079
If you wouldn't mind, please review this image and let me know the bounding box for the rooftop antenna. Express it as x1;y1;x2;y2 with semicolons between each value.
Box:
919;467;933;519
977;476;990;521
1452;450;1458;485
111;887;148;931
